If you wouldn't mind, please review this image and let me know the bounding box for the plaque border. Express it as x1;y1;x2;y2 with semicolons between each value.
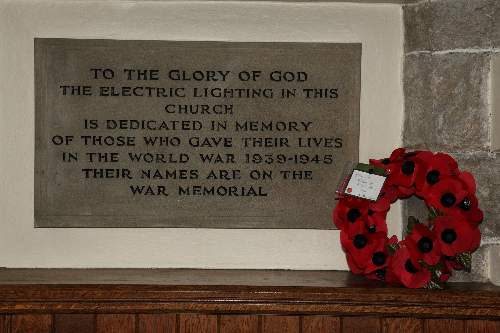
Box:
34;38;361;229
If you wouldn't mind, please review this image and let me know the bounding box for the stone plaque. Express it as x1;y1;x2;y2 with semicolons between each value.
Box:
35;38;360;228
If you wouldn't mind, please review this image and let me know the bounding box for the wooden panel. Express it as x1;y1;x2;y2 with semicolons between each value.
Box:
0;270;500;319
302;316;341;333
55;314;95;333
138;314;176;333
382;318;422;333
466;320;500;333
96;314;135;333
262;315;300;333
343;316;381;333
0;316;10;333
179;314;217;333
220;315;259;333
424;319;465;333
11;314;52;333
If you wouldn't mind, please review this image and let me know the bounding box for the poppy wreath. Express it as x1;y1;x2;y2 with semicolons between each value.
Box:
333;148;483;289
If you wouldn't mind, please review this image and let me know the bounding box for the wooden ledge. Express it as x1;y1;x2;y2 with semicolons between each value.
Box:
0;269;499;319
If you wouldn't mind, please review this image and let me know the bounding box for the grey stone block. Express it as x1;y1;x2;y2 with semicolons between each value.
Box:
403;53;490;151
403;54;435;149
404;0;499;52
403;0;427;4
453;152;500;239
491;1;500;49
402;196;431;236
431;0;497;51
403;2;433;52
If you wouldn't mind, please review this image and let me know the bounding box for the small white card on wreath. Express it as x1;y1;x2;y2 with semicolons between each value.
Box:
345;170;386;201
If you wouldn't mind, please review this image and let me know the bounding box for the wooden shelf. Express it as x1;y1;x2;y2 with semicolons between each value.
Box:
0;269;499;332
0;268;499;319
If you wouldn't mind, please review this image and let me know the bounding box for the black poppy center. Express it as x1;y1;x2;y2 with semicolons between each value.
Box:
353;234;368;249
459;198;472;211
441;229;457;244
372;252;386;266
382;158;391;165
404;259;419;274
347;208;361;223
368;209;374;216
401;160;415;175
426;170;440;185
440;193;456;207
417;237;433;253
367;225;377;234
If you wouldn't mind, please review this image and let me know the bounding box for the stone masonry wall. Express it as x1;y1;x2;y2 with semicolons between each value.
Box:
403;0;500;281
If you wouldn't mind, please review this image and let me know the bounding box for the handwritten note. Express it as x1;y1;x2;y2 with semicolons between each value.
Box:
345;170;386;201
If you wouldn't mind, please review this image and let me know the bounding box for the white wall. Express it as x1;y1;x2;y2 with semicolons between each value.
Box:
0;0;403;268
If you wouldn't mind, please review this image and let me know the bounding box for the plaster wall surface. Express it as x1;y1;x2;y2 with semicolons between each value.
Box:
0;0;403;268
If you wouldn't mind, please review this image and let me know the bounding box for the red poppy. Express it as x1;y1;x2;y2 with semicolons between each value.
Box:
406;223;441;266
340;230;387;271
369;148;406;171
439;267;451;282
345;251;365;275
363;197;391;235
442;256;465;271
378;184;401;203
365;267;399;284
458;171;476;193
447;193;483;226
414;152;459;195
334;195;391;237
382;150;425;192
426;177;468;215
362;238;393;275
333;196;370;231
396;185;415;198
361;237;401;283
364;211;388;235
434;216;481;256
385;160;417;189
390;245;432;288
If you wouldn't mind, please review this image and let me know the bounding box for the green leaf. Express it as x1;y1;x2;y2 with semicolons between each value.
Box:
432;262;444;272
428;206;441;221
355;163;386;176
418;261;445;283
455;252;472;273
431;268;442;281
405;216;420;235
386;243;399;255
425;280;443;290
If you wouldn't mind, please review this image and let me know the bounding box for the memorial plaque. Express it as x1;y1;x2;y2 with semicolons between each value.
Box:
35;38;360;228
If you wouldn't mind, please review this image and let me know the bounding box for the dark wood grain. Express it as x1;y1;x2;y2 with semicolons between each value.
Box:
138;314;176;333
179;314;217;333
262;315;300;333
343;316;381;333
219;315;259;333
302;315;340;333
96;314;135;333
11;314;52;333
424;319;465;333
55;314;95;333
465;320;500;333
0;316;10;333
0;269;499;320
382;318;422;333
